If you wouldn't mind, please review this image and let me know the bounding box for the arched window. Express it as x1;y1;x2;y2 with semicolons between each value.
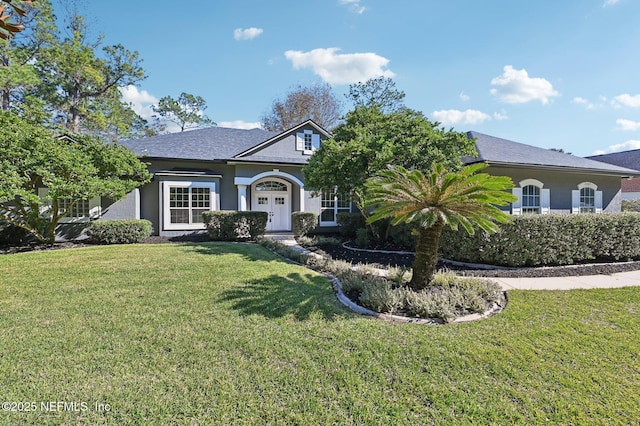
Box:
511;179;550;215
255;181;288;192
572;182;602;214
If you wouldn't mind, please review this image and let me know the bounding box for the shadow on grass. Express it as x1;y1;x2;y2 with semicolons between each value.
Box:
217;272;350;321
177;241;276;262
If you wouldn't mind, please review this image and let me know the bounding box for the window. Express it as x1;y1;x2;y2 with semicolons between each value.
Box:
37;188;100;223
572;182;602;214
521;185;541;214
320;190;351;226
163;181;216;230
511;179;549;215
255;181;288;192
580;187;595;213
296;130;320;154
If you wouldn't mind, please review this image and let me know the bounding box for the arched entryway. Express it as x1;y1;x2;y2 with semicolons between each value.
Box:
251;177;291;231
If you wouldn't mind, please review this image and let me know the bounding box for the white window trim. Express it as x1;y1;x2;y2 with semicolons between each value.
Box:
512;179;550;215
37;188;101;223
296;130;320;155
572;182;603;214
319;191;351;226
162;181;217;231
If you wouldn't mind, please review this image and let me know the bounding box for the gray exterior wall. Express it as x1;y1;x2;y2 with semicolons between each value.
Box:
487;165;623;213
250;123;326;161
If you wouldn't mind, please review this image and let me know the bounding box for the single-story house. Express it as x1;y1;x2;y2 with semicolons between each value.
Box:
586;150;640;199
53;123;640;238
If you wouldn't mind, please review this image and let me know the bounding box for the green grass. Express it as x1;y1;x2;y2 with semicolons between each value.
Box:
0;243;638;425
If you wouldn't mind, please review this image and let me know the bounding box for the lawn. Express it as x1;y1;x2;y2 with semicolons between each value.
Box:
0;242;638;425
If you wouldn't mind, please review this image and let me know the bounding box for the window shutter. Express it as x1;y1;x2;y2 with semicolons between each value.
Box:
89;196;102;219
311;134;321;150
595;191;603;213
571;190;580;214
296;133;304;151
511;187;522;215
541;188;550;214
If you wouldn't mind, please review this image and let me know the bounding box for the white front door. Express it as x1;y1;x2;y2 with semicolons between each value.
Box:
252;179;291;232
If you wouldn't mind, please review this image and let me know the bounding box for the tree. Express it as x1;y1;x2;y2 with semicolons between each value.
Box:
0;0;35;39
36;14;146;134
152;92;215;133
346;76;405;113
303;105;477;222
261;83;343;131
0;111;152;242
365;163;516;290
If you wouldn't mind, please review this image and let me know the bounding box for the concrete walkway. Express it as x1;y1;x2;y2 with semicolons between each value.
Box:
263;233;640;291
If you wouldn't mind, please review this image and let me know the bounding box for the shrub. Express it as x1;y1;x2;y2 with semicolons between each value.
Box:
87;219;153;244
440;213;640;267
622;199;640;212
203;211;267;241
0;220;29;246
355;228;371;248
292;212;317;237
337;212;366;236
388;222;418;251
359;279;402;313
314;236;342;247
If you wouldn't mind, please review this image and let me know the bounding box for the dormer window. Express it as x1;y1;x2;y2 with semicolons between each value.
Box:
296;130;320;154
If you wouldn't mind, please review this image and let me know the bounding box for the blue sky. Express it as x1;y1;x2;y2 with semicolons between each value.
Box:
51;0;640;156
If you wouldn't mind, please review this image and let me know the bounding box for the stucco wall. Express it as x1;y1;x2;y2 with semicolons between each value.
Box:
486;165;623;212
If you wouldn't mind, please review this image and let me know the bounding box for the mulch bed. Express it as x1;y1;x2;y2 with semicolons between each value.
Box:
308;242;640;278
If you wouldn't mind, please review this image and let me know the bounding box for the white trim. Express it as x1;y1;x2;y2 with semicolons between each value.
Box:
578;181;597;190
234;170;304;189
251;177;292;231
518;178;544;188
511;187;522;215
161;180;217;231
37;188;101;223
237;184;248;211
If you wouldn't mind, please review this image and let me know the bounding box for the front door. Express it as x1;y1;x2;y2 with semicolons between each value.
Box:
252;179;291;232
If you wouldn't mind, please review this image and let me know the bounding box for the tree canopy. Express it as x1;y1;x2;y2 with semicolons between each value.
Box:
0;111;152;242
152;92;215;133
303;100;477;215
261;83;343;131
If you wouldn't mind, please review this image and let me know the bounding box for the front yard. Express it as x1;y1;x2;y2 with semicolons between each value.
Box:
0;243;638;424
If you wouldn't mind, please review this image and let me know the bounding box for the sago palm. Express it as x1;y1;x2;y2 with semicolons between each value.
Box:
365;162;517;291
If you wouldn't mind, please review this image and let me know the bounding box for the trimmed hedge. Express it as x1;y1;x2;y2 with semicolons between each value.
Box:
87;219;153;244
622;199;640;212
203;211;267;241
440;213;640;266
292;212;317;237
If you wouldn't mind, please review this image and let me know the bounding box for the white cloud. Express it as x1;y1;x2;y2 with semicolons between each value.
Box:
119;85;158;122
459;92;470;102
233;27;264;41
218;120;262;130
431;109;492;126
612;93;640;108
493;110;509;121
593;139;640;155
339;0;366;14
284;47;394;85
490;65;559;105
603;0;620;7
616;119;640;131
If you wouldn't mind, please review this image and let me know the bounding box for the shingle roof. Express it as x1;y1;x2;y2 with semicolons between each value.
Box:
120;126;278;161
586;150;640;172
464;131;639;176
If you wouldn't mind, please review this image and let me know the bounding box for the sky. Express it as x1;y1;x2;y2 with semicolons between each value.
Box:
50;0;640;157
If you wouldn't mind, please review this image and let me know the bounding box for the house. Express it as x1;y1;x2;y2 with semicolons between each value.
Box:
586;150;640;199
463;132;638;214
60;124;640;238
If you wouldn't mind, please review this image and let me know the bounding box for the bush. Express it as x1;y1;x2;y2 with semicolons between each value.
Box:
440;213;640;267
87;219;153;244
0;220;29;246
355;228;371;248
358;279;402;313
292;212;317;237
388;222;418;250
622;199;640;212
203;211;267;241
337;212;366;236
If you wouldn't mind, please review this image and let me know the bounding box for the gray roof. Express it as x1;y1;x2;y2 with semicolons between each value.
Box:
464;131;639;176
586;150;640;172
120;126;279;161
